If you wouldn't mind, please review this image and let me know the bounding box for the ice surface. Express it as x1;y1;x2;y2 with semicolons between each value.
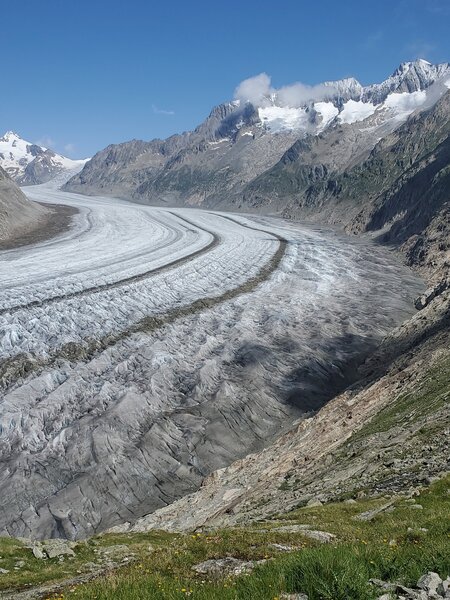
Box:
314;102;339;130
383;90;428;118
0;183;424;539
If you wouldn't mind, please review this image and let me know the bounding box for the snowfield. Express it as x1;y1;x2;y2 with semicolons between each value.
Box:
0;182;423;540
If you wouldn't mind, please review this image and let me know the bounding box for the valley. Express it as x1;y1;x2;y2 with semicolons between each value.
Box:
0;48;448;599
0;181;423;540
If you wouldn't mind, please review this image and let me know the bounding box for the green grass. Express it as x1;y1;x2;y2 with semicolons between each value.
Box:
3;476;445;600
350;357;450;443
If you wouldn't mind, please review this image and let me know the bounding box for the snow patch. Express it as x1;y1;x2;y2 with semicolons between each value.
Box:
383;90;427;118
314;102;339;130
258;106;309;132
338;100;376;124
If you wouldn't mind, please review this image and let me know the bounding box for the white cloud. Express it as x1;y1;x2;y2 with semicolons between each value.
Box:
277;82;336;107
234;73;337;108
64;143;76;155
234;73;272;106
152;104;175;116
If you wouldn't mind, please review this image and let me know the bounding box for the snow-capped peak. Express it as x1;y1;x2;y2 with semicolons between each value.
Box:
240;60;450;135
324;77;363;99
0;131;23;142
394;58;435;77
0;131;88;185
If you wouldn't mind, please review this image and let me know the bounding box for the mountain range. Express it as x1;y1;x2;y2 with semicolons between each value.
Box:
65;60;450;216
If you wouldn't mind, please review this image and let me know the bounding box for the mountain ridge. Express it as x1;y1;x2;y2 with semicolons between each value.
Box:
64;60;450;213
0;164;50;244
0;131;88;185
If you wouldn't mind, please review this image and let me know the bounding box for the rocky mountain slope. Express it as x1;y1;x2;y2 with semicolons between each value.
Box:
64;60;450;210
0;166;49;245
0;131;88;185
244;90;450;284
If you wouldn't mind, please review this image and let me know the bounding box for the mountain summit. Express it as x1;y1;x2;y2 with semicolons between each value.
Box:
0;132;88;185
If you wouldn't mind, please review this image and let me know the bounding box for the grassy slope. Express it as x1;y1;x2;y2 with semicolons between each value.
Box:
0;477;448;600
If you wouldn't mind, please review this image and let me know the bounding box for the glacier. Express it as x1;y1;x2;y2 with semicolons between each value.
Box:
0;181;424;539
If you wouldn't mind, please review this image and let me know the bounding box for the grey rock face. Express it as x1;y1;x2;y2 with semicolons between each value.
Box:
415;280;450;310
18;149;65;185
417;572;443;595
0;166;48;244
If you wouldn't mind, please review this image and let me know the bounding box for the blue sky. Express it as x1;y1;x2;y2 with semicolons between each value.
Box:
2;0;449;158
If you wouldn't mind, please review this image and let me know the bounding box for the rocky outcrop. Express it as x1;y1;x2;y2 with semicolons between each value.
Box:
370;572;450;600
191;557;267;578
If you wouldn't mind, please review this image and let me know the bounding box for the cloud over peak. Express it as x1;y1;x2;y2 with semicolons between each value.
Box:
234;73;337;108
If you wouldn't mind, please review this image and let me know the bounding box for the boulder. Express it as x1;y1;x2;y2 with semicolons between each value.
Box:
306;499;323;507
192;556;266;578
417;571;442;594
437;577;450;597
32;544;47;559
369;578;397;591
354;499;396;521
31;539;76;559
